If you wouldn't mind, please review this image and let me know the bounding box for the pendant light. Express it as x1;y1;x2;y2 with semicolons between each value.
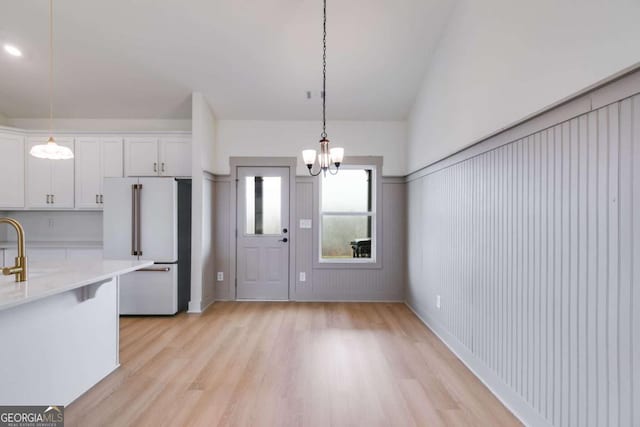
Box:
302;0;344;176
30;0;74;160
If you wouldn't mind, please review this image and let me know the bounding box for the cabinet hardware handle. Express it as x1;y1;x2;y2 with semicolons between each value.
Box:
100;194;104;204
138;267;171;272
154;162;157;172
161;163;165;173
51;194;55;204
46;194;50;204
96;194;99;204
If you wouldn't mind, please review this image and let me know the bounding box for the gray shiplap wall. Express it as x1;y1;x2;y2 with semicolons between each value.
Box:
406;94;640;427
211;176;406;301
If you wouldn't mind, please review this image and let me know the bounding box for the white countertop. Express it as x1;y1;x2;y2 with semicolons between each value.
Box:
0;259;153;311
0;241;103;249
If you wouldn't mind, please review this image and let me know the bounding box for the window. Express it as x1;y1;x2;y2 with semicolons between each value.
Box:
319;166;376;262
245;176;282;235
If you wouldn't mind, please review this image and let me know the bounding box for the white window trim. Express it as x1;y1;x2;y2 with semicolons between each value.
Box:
318;164;377;264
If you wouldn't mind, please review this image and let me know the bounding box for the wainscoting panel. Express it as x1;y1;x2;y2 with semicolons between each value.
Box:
407;94;640;427
295;178;406;301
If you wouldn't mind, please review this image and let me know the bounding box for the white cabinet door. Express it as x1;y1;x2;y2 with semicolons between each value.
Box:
159;137;191;177
0;133;25;208
125;137;159;177
0;249;4;266
102;138;123;178
75;137;123;209
50;138;75;208
75;137;102;209
26;138;54;208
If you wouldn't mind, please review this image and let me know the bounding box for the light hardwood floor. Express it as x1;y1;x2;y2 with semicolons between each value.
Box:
66;302;521;426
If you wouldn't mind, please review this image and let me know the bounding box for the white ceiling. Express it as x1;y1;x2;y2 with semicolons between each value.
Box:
0;0;453;121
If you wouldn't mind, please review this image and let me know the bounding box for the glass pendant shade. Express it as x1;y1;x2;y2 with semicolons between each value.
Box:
302;149;317;166
329;147;344;164
30;136;74;160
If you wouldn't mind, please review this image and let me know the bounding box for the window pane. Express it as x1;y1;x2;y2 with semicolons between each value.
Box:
321;215;372;259
321;169;372;212
245;176;281;235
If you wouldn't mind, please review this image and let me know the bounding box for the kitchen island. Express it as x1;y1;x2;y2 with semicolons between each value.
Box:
0;259;153;406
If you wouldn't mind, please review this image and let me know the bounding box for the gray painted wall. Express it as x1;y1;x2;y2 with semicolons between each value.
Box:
212;175;406;301
407;90;640;426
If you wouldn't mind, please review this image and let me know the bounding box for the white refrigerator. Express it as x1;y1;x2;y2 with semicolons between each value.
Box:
103;177;191;315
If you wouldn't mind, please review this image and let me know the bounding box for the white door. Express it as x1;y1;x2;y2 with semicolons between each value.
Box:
75;137;102;208
0;133;25;208
26;138;53;208
159;137;191;177
236;167;289;300
50;138;75;208
125;137;159;176
137;178;177;262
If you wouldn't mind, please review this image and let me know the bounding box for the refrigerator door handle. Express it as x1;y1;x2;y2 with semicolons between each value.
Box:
138;267;171;272
131;184;137;256
136;184;143;256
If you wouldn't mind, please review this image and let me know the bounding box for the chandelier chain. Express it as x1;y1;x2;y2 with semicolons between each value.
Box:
321;0;327;139
49;0;54;136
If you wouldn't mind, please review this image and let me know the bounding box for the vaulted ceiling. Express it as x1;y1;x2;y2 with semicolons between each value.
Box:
0;0;454;120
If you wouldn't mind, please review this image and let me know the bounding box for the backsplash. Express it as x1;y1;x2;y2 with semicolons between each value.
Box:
0;211;103;242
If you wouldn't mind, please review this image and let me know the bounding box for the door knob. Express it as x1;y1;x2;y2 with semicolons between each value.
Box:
282;228;288;234
278;237;288;243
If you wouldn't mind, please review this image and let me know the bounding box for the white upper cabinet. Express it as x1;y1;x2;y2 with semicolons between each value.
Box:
0;133;25;208
125;137;159;176
125;136;191;177
159;137;191;177
75;137;123;209
26;137;75;209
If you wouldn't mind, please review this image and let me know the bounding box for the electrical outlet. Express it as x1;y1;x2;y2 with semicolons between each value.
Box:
217;272;224;281
436;295;441;309
299;272;306;282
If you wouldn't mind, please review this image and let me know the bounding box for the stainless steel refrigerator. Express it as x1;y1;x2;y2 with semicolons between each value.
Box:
103;177;191;315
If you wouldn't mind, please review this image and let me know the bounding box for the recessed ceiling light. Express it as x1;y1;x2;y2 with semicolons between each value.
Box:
4;44;23;57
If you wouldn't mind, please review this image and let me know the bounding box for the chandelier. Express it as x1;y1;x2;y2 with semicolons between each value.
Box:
302;0;344;176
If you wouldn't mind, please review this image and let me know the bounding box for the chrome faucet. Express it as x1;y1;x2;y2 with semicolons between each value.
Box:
0;217;28;282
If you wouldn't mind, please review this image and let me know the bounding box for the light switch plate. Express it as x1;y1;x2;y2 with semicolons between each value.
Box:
217;272;224;281
299;272;306;282
299;219;312;229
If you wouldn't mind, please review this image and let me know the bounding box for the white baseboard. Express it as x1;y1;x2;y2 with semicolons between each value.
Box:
404;301;552;427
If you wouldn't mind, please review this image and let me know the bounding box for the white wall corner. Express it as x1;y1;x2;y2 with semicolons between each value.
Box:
190;92;217;313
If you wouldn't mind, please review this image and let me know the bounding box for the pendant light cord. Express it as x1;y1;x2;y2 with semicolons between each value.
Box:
49;0;54;137
321;0;327;139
